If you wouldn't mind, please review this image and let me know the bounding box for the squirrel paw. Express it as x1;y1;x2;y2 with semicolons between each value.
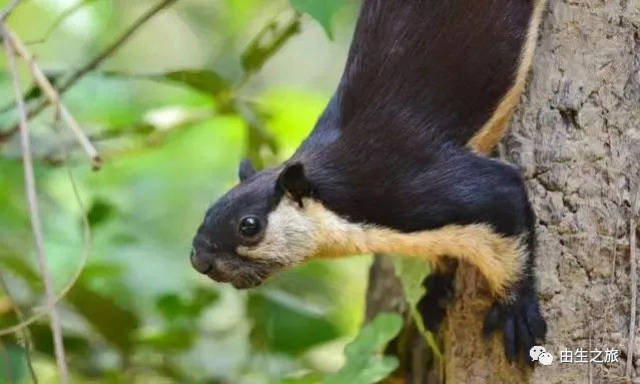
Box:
483;291;547;365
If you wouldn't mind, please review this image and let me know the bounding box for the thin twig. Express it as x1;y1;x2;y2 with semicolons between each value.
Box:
59;0;179;95
0;204;91;337
1;24;70;384
627;189;639;379
0;126;93;338
2;25;101;168
237;11;301;88
0;0;179;143
0;272;38;383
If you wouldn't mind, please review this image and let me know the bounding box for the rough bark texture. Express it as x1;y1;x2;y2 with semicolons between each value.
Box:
366;0;640;383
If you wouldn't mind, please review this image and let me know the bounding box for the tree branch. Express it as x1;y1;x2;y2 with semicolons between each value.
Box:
0;137;92;337
57;0;179;96
0;0;22;21
3;25;101;168
1;23;70;384
0;0;180;143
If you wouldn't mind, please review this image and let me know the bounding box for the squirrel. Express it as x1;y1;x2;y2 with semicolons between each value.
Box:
191;0;548;364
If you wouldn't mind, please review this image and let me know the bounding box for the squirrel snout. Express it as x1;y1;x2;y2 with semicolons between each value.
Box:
190;248;213;274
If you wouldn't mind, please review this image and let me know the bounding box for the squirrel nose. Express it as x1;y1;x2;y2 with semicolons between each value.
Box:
190;249;212;274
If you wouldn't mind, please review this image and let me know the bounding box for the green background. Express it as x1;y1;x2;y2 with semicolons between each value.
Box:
0;0;409;383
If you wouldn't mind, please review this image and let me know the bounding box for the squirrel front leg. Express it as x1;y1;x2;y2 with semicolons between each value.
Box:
302;149;547;361
374;150;547;362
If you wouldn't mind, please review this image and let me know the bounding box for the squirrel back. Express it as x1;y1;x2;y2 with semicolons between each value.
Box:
297;0;546;158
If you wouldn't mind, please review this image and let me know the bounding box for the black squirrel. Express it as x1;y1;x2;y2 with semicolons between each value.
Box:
191;0;548;364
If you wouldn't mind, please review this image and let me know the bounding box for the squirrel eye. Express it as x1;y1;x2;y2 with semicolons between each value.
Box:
239;216;261;238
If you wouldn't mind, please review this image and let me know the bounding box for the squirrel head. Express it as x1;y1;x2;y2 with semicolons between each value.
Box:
190;159;319;288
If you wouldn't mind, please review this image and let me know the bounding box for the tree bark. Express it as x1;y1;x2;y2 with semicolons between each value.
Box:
366;0;640;383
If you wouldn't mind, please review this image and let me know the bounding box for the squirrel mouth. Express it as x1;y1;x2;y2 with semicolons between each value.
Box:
191;248;274;289
204;268;266;289
230;278;264;289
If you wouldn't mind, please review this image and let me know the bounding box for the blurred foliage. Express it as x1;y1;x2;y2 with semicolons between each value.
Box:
289;0;343;39
0;0;410;383
324;313;402;384
0;344;27;384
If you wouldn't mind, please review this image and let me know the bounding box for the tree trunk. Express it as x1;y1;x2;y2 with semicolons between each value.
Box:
366;0;640;383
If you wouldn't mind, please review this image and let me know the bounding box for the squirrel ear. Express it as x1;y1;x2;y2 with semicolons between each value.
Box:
277;163;314;206
238;158;257;182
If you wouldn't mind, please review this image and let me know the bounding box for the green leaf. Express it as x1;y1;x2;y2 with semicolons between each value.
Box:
0;257;40;288
136;288;218;352
392;258;430;306
277;372;324;384
155;287;218;322
248;289;340;355
161;70;230;97
234;101;279;169
66;280;140;353
138;328;195;351
0;344;27;383
392;258;442;359
80;261;125;280
241;17;301;74
0;257;139;353
289;0;343;39
87;198;116;227
29;323;91;357
324;313;402;384
101;69;230;98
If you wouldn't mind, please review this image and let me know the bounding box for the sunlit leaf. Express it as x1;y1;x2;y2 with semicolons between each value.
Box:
392;258;430;307
392;258;441;358
289;0;343;39
324;313;402;384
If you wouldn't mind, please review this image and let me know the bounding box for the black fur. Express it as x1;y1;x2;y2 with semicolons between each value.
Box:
238;157;257;182
192;0;546;363
483;208;547;364
417;260;458;333
277;163;316;207
292;0;535;233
